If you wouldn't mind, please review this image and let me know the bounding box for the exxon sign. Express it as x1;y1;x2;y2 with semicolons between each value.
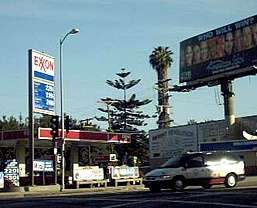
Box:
32;50;55;82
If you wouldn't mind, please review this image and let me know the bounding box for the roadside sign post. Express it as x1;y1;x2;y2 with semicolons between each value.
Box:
28;49;56;186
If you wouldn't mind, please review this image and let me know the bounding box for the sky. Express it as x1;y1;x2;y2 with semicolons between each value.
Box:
1;0;257;131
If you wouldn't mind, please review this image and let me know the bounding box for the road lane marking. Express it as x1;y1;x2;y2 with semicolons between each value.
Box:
167;199;257;208
101;198;257;208
102;201;148;208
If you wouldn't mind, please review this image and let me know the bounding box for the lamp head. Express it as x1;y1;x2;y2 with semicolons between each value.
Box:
70;28;80;34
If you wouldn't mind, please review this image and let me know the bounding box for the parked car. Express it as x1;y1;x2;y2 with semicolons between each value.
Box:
143;151;245;192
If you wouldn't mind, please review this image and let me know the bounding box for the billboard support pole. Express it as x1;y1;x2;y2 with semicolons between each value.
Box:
28;49;34;186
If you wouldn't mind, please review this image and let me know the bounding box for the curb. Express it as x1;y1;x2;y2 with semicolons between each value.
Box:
0;185;146;200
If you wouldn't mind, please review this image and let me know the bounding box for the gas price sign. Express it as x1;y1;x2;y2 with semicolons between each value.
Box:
4;159;19;187
34;81;55;113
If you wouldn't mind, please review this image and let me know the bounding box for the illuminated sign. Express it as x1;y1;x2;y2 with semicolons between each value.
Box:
180;14;257;84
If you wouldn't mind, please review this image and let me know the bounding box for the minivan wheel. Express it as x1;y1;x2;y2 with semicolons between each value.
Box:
172;177;185;191
225;173;237;188
149;184;161;192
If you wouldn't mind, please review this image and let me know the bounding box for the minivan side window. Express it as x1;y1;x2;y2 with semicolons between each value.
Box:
161;157;182;168
187;156;204;168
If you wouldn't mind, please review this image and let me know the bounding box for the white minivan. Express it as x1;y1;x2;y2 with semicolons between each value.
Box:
143;152;245;192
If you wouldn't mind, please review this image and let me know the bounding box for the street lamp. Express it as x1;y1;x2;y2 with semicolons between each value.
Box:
60;28;79;191
97;100;118;153
97;100;118;132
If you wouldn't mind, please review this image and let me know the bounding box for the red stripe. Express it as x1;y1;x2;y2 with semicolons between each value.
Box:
1;128;130;144
38;128;130;143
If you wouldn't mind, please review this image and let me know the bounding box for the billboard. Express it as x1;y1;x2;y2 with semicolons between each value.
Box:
180;14;257;84
29;49;55;115
149;125;198;160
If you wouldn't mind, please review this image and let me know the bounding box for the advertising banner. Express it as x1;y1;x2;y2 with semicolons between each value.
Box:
149;125;198;160
109;166;140;179
73;166;104;181
180;14;257;84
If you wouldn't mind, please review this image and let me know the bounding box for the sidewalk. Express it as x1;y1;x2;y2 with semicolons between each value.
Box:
0;176;256;200
0;184;146;200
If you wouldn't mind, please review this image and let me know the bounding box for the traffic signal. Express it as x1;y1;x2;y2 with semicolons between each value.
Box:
50;115;59;138
64;115;70;133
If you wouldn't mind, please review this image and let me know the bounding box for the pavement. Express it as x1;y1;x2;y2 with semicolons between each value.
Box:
0;184;147;200
0;176;256;200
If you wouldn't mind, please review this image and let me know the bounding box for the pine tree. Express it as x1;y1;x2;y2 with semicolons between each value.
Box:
96;68;152;164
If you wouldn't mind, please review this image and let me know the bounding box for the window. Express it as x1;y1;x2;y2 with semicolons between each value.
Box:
187;156;204;168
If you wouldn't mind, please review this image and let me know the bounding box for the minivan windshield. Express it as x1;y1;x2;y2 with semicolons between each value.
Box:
161;156;182;168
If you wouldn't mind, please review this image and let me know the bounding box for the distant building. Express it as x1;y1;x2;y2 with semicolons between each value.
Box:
149;115;257;175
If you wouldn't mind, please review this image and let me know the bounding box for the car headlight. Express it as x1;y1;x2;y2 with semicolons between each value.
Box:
160;175;171;179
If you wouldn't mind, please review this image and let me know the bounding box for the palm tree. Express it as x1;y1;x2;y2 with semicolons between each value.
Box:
149;46;173;129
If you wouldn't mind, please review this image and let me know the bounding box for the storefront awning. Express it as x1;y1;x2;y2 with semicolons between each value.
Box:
0;128;131;144
38;128;131;144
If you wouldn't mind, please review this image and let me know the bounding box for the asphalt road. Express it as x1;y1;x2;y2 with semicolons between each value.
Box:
0;176;257;208
1;185;257;208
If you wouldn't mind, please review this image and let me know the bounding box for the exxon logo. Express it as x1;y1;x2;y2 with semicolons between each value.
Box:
33;55;54;73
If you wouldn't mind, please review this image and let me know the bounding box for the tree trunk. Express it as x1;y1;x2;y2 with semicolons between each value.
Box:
157;67;170;129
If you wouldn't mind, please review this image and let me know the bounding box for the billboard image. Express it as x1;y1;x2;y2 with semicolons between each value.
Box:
180;14;257;84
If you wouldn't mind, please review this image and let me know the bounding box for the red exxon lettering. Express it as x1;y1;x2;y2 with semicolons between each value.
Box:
34;55;54;72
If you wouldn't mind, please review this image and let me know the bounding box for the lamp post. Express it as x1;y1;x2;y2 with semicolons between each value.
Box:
60;28;79;191
98;100;118;153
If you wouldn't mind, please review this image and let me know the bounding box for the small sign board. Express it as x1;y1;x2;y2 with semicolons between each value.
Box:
109;166;139;180
0;172;4;188
34;160;54;172
4;159;19;187
109;154;117;162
